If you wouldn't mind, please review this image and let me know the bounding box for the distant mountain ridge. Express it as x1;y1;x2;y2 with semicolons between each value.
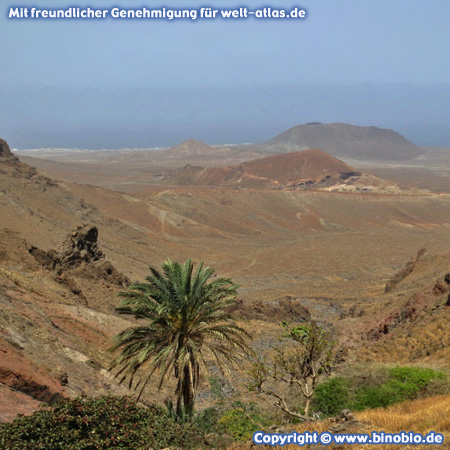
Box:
244;122;423;161
160;123;423;162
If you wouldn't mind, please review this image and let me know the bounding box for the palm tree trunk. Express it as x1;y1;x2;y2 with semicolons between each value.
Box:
176;378;183;418
182;364;195;415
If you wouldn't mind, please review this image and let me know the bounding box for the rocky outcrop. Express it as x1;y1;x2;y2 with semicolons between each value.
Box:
59;226;104;270
28;225;129;288
0;138;50;185
371;272;450;340
0;138;15;159
385;248;427;293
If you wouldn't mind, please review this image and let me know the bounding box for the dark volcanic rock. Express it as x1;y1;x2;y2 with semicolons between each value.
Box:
339;170;362;180
28;225;129;287
0;138;14;158
59;225;104;270
30;225;104;271
28;246;58;270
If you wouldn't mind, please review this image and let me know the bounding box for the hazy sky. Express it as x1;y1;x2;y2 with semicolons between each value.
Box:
1;0;450;148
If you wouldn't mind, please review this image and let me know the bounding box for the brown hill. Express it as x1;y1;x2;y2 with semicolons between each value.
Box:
156;138;258;167
165;139;215;156
167;149;404;192
237;149;352;183
246;122;423;161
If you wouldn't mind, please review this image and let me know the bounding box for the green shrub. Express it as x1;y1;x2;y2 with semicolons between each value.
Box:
312;365;449;416
353;367;447;410
353;379;418;410
313;377;351;416
388;366;446;388
0;396;206;450
193;407;221;434
216;402;268;441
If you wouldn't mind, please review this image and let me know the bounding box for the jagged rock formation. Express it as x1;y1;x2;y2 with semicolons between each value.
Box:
28;225;129;288
59;226;104;269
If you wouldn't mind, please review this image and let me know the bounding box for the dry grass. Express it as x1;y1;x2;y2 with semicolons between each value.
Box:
228;394;450;450
357;394;450;448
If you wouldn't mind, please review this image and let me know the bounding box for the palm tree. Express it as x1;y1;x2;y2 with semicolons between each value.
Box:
109;259;250;416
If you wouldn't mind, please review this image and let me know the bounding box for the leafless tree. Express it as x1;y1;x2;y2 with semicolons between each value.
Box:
249;322;339;420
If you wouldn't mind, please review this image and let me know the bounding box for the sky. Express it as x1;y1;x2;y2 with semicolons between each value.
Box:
1;0;450;148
